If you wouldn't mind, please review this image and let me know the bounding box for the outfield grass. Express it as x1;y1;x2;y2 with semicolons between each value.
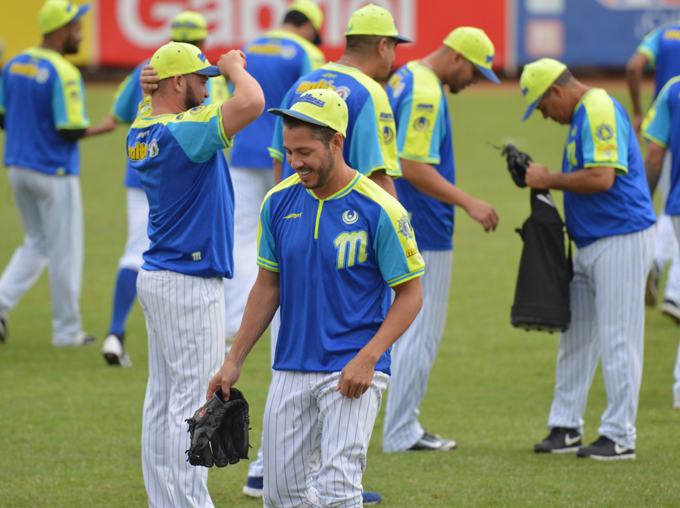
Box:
1;83;678;508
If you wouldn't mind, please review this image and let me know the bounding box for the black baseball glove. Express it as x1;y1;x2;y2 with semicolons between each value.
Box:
501;144;532;188
186;387;250;468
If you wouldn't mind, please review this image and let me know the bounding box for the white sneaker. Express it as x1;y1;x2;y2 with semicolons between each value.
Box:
661;300;680;324
54;331;96;347
103;334;132;367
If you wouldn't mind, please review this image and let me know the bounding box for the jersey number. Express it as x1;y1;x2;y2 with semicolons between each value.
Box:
334;231;368;270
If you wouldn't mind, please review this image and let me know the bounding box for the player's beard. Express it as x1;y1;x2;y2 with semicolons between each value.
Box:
302;148;335;190
184;84;204;111
63;34;80;55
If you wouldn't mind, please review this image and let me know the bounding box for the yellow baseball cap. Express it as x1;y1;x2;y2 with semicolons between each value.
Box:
519;58;568;121
170;11;209;42
344;4;412;44
150;42;221;82
38;0;90;35
288;0;323;31
444;27;499;84
269;89;348;137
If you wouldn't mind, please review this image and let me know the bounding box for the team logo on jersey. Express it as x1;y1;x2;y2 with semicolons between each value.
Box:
342;210;359;224
570;125;578;137
296;79;335;94
382;126;395;144
281;46;297;60
192;252;202;261
595;124;613;141
389;74;405;98
335;86;351;100
663;29;680;41
128;141;148;161
149;139;159;158
190;106;206;115
397;214;414;241
36;68;50;84
417;104;434;111
413;117;430;132
299;95;325;107
284;213;302;219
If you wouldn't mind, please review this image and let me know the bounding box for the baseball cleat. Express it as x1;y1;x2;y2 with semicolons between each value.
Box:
645;262;660;307
103;333;132;367
408;431;457;451
660;299;680;324
576;436;635;460
534;427;581;453
242;476;263;498
0;318;7;344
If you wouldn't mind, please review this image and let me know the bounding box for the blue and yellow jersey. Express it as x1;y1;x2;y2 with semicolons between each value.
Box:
271;62;401;179
642;76;680;215
637;24;680;98
561;89;655;247
127;97;234;278
112;60;230;189
387;62;455;251
0;47;89;176
257;172;424;374
230;30;326;170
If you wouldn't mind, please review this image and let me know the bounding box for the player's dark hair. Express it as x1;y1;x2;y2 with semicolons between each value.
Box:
345;35;385;55
282;116;337;148
544;69;575;98
283;9;311;27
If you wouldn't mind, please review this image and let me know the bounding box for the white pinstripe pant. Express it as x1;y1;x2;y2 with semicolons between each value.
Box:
263;370;389;508
547;226;655;450
118;187;150;272
382;250;452;452
137;269;225;508
667;217;680;400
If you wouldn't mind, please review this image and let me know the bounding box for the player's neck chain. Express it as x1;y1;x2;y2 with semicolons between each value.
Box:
337;58;362;70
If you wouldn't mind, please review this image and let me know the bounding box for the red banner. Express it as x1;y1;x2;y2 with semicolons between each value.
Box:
98;0;506;69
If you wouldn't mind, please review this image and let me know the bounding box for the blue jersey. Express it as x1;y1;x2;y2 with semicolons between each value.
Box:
637;24;680;98
112;60;230;188
0;47;89;176
562;89;655;247
257;172;425;374
388;62;455;251
230;30;325;170
127;98;234;278
642;76;680;215
271;62;401;180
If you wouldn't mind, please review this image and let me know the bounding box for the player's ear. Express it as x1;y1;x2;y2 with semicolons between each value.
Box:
331;132;344;153
172;74;184;93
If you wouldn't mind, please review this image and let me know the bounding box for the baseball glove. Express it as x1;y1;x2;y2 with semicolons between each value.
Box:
185;387;250;468
501;144;532;188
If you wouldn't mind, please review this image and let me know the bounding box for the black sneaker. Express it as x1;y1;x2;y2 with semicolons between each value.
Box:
576;436;636;461
661;299;680;324
0;318;7;344
408;431;457;451
646;262;660;307
534;427;582;453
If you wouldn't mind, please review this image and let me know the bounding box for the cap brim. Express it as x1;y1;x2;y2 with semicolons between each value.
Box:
268;108;330;128
476;64;500;84
522;96;541;122
195;65;222;77
393;35;413;44
72;4;91;22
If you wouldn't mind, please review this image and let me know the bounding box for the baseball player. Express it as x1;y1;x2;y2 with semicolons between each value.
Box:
129;42;263;507
271;3;410;198
0;0;116;346
207;88;425;508
102;10;229;367
626;23;680;321
641;74;680;408
382;27;500;453
522;59;656;460
224;0;326;352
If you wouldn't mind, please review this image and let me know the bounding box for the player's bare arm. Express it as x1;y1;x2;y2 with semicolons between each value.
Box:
525;161;615;194
273;159;283;184
368;169;398;199
644;141;667;195
336;276;423;399
207;267;280;401
218;51;266;137
625;52;649;133
83;114;118;137
401;158;499;232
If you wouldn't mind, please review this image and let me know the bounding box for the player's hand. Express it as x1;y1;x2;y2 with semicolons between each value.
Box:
464;198;498;232
633;113;643;135
525;162;552;190
207;360;241;402
97;114;118;133
335;353;375;399
217;50;247;80
140;65;159;95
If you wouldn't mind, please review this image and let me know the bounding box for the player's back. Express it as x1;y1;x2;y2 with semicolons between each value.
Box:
273;63;399;180
0;47;89;175
230;30;325;170
638;23;680;96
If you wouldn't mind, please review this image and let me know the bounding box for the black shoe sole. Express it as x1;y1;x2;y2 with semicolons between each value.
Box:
577;452;636;460
104;352;122;366
534;445;580;454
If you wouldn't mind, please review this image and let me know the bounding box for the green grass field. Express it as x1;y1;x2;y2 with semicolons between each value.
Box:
1;82;679;508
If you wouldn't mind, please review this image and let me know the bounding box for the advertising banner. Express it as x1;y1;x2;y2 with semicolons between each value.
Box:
515;0;680;67
98;0;506;69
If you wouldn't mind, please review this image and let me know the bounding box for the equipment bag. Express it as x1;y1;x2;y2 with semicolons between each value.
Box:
511;190;572;333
